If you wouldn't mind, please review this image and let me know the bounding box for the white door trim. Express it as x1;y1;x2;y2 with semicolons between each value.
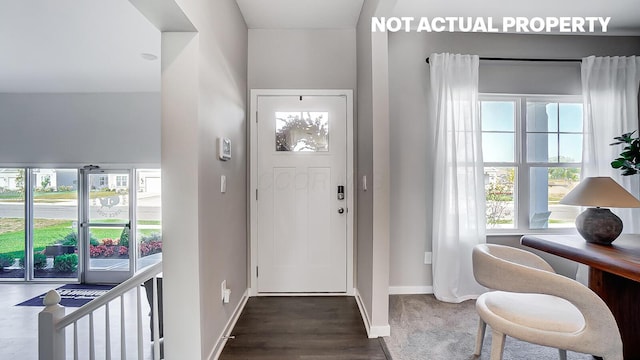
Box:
249;89;354;296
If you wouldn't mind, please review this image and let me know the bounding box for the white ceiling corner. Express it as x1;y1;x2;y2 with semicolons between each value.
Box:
235;0;365;29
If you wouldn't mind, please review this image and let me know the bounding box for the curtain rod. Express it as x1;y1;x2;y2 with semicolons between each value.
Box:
425;57;582;64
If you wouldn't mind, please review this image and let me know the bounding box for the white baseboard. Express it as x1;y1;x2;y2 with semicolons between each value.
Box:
389;286;433;295
209;288;249;360
354;289;391;338
369;324;391;338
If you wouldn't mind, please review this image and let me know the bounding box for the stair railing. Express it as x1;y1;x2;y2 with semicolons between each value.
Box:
38;261;163;360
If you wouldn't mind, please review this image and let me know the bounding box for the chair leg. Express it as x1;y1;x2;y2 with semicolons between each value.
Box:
558;349;567;360
490;330;506;360
474;318;487;356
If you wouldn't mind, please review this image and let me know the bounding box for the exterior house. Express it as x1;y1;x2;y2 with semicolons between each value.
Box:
0;0;639;359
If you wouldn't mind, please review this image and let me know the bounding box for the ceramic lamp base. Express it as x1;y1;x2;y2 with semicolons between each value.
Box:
575;207;623;245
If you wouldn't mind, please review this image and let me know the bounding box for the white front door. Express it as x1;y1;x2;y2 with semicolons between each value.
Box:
257;95;348;293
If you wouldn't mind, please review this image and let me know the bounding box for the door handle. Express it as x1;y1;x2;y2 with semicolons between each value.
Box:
338;207;345;214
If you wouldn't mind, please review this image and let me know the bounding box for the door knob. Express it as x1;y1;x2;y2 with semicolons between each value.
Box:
338;208;345;214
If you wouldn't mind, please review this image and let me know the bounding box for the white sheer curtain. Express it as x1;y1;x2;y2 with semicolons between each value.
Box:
582;56;640;233
430;53;486;303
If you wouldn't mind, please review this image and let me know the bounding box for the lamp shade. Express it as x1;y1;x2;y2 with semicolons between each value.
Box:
559;176;640;208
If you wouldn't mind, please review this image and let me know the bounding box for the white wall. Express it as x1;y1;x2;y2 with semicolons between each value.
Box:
0;92;160;165
160;31;202;360
388;32;640;289
356;0;391;337
248;28;356;90
140;0;248;358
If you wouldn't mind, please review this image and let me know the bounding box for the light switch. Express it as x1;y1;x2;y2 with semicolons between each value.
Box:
362;175;367;191
221;175;226;193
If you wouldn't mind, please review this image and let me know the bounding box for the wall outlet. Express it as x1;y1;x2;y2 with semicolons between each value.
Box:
221;280;227;302
424;252;432;264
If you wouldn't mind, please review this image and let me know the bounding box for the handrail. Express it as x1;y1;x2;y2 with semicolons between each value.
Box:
56;262;162;329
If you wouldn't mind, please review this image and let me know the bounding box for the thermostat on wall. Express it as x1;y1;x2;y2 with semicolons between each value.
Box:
218;137;231;161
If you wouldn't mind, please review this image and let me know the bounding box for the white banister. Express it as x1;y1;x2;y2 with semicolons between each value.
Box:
73;322;79;360
38;290;65;360
57;262;162;328
136;286;144;360
152;277;160;360
105;302;111;360
89;313;95;360
121;294;127;360
38;261;163;360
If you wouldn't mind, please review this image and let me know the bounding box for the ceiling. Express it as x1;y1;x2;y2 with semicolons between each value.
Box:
0;0;638;93
0;0;160;93
236;0;364;29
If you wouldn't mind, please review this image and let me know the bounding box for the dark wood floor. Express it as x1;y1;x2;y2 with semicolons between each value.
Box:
219;296;390;360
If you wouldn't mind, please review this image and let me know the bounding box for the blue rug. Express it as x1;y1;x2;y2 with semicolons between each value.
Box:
16;284;115;307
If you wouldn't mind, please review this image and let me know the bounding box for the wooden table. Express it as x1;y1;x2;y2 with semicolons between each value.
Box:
521;234;640;359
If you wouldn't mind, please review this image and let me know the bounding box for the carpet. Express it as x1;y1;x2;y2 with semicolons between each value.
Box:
384;294;593;360
16;284;115;307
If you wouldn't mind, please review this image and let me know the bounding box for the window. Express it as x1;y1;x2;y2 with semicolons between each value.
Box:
116;175;128;187
275;112;329;152
481;95;583;231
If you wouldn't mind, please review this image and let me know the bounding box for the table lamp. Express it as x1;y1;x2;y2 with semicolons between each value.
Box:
560;176;640;245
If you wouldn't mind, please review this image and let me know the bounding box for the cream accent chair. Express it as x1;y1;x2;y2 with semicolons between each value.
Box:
472;244;622;360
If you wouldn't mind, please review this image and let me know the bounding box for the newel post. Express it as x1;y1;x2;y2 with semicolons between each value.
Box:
38;290;66;360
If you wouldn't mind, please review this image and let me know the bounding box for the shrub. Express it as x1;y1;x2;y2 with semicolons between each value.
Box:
89;245;102;257
57;185;73;192
102;238;117;246
139;241;162;257
140;232;162;243
19;253;48;270
60;231;98;246
54;254;77;273
103;247;115;257
119;227;130;247
61;232;78;246
118;246;128;256
0;254;16;270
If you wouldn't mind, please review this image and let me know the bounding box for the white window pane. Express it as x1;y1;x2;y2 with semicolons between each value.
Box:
485;167;516;229
275;111;329;152
137;169;162;270
0;168;25;279
529;167;580;229
481;101;515;131
527;133;557;162
33;169;79;279
527;102;558;132
482;133;515;162
559;103;583;132
559;134;583;163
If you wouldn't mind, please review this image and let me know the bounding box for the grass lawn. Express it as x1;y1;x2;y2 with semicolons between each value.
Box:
0;190;129;203
0;219;73;258
0;218;161;258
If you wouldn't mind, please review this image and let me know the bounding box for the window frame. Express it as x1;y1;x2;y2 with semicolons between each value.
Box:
480;93;583;235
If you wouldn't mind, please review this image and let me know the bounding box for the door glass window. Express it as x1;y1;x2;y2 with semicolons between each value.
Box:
275;111;329;152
